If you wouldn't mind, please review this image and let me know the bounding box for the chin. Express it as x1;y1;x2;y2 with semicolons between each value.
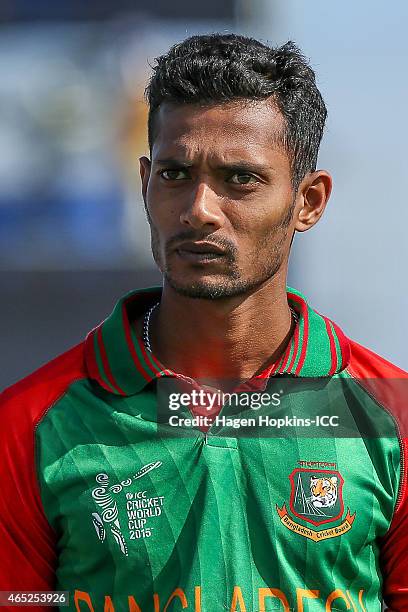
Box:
164;273;263;300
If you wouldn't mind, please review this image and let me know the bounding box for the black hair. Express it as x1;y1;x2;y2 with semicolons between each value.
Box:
145;33;327;191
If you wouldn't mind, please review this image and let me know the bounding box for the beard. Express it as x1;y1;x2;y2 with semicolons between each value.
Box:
147;197;295;300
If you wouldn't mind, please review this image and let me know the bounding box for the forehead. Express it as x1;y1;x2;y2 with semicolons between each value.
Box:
151;100;288;165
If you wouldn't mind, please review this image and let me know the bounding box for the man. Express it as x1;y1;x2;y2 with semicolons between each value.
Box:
1;33;407;611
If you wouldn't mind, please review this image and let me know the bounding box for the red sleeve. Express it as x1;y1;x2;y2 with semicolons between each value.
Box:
0;342;87;609
347;340;408;611
380;438;408;611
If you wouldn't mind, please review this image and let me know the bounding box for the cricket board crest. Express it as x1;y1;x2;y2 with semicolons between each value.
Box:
276;462;356;542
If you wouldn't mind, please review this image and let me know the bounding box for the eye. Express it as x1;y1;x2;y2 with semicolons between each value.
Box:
160;169;190;181
228;173;258;185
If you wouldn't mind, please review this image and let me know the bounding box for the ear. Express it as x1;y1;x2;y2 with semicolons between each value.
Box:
294;170;332;233
139;156;151;206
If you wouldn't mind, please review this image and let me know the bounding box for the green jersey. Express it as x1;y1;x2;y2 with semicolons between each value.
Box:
1;287;408;611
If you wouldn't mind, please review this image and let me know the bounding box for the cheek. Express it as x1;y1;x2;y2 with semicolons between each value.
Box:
146;198;171;229
146;182;182;227
238;211;289;244
240;189;294;229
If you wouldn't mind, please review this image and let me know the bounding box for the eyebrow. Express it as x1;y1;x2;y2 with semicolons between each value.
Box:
155;159;193;168
154;158;272;175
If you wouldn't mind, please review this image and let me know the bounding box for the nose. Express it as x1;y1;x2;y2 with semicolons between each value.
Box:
179;181;224;231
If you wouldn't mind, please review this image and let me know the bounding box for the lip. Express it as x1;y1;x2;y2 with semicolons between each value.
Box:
176;251;223;263
176;241;227;263
176;241;226;255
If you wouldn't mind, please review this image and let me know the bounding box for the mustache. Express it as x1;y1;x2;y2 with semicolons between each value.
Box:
165;231;237;261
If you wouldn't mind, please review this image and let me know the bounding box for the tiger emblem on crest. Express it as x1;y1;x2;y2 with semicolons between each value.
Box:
309;475;338;508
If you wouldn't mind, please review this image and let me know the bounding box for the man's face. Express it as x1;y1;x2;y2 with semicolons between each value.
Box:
140;100;299;299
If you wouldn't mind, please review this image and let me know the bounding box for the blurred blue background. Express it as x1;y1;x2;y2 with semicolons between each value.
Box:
1;0;407;387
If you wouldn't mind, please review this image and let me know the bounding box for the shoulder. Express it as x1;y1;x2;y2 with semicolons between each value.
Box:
0;341;88;429
344;338;408;448
346;337;408;379
0;344;87;591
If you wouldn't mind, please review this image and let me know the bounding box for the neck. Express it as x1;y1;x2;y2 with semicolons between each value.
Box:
148;271;295;384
